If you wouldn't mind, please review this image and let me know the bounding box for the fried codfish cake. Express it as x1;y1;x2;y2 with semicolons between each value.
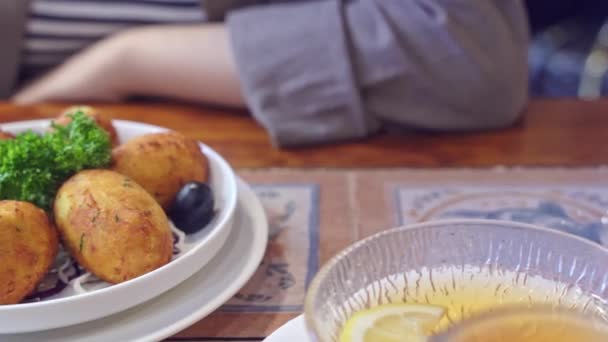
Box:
53;106;118;146
0;201;58;305
112;132;209;210
54;170;173;284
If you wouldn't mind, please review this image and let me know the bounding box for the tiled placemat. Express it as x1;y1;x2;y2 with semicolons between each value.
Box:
222;184;320;313
170;168;608;341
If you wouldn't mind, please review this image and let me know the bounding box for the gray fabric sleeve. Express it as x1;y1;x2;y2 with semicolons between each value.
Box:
227;0;529;147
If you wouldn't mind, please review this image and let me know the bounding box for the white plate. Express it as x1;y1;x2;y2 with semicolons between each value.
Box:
264;315;309;342
0;120;238;333
1;178;268;342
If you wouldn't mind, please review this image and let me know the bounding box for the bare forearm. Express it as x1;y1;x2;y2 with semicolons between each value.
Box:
13;24;245;106
119;24;245;107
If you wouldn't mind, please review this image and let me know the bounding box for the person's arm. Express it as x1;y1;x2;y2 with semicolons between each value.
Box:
15;0;529;147
122;25;245;107
13;24;245;107
225;0;529;145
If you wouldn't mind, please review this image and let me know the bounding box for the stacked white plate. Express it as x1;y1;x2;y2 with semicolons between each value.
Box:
0;120;269;341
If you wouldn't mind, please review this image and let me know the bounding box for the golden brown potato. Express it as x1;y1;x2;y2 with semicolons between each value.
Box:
54;170;173;284
53;106;118;146
0;201;58;305
112;132;209;209
0;130;14;140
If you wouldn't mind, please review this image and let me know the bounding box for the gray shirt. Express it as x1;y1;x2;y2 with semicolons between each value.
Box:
1;0;529;147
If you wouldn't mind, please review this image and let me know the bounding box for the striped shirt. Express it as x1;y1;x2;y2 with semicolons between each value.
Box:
20;0;207;80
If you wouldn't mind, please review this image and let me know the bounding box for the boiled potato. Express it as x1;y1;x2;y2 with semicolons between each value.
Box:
0;201;58;304
0;130;13;140
53;105;118;146
54;170;173;284
112;132;209;209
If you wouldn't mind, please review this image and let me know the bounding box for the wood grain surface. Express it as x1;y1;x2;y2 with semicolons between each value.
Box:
1;99;605;168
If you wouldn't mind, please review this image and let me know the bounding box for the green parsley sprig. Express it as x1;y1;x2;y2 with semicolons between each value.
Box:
0;111;112;209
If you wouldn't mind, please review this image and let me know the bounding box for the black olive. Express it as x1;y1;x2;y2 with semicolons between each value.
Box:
169;181;215;234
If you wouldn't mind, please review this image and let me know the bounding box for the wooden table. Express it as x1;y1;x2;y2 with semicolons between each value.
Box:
1;99;607;341
1;98;607;168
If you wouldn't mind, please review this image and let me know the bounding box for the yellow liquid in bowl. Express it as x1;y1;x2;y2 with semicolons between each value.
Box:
450;311;608;342
339;265;608;339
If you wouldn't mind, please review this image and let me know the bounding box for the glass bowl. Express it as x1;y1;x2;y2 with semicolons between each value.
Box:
304;219;608;342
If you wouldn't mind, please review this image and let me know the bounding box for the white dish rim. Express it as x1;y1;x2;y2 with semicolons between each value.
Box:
0;119;238;330
0;177;269;342
138;177;268;342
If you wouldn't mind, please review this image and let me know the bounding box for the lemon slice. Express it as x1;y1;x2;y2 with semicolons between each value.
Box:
338;303;446;342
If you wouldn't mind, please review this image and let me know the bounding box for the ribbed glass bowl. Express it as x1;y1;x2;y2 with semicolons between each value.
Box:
304;219;608;342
